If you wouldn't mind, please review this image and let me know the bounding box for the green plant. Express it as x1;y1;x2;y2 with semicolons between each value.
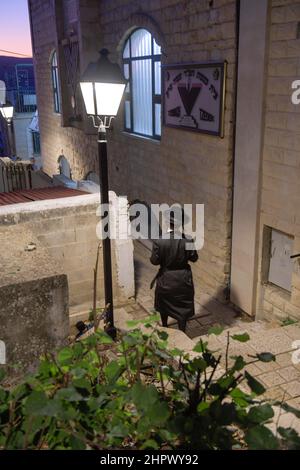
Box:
281;317;298;327
0;316;299;450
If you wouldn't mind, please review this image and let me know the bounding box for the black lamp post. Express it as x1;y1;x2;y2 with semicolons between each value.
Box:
80;49;126;339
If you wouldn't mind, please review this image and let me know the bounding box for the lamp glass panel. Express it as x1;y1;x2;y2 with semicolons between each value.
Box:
80;82;95;115
95;83;125;116
0;106;13;120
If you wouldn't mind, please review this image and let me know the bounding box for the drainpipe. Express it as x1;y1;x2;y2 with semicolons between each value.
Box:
226;0;241;302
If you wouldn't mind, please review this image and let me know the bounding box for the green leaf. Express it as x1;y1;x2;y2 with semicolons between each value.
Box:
0;368;6;382
131;383;159;410
248;404;274;424
96;331;114;345
278;427;300;449
73;377;92;392
57;347;74;365
24;391;48;415
197;402;210;414
169;348;184;357
147;401;170;425
208;325;224;336
126;319;141;328
230;388;251;408
231;333;250;343
188;357;207;373
231;355;246;371
256;352;276;363
245;425;279;450
24;392;64;417
55;387;83;402
157;331;169;341
280;403;300;419
109;423;128;438
245;371;266;396
69;435;86;450
193;341;208;353
140;439;159;450
104;361;122;382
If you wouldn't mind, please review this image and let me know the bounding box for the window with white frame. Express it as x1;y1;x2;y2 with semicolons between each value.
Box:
51;51;61;114
123;28;162;139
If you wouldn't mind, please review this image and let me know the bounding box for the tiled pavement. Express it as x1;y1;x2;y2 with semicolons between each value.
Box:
129;240;300;432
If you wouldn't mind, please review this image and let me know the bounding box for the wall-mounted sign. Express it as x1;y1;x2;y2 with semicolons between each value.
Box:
162;62;227;137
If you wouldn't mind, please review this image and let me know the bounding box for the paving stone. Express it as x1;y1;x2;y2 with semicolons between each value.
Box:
282;324;300;341
244;362;262;377
263;386;287;401
281;381;300;398
286;397;300;409
278;366;300;382
276;352;294;367
259;371;287;388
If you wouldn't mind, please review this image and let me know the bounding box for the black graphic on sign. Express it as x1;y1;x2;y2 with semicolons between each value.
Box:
168;106;181;117
209;84;218;100
200;108;215;122
196;71;209;86
213;68;220;81
178;84;202;116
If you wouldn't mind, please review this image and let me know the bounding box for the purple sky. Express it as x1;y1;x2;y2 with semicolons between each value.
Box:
0;0;32;57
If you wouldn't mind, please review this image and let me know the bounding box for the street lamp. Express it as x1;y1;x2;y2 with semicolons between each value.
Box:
0;101;15;157
80;49;126;339
0;102;14;123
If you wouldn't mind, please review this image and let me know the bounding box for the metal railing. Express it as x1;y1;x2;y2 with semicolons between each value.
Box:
5;88;37;114
0;158;32;193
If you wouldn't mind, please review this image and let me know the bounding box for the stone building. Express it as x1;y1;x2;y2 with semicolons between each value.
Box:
27;0;300;324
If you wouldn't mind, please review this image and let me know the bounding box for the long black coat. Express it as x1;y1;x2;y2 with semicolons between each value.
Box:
150;232;198;322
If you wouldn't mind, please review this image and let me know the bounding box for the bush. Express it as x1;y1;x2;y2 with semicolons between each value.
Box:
0;316;300;450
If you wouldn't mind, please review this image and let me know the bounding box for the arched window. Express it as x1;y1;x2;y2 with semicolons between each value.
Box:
123;29;161;139
51;51;61;113
58;155;71;179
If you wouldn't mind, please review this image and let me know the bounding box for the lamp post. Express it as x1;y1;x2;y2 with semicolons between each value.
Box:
0;102;15;157
80;49;126;339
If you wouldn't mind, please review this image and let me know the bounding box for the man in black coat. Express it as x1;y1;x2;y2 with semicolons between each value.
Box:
150;208;198;332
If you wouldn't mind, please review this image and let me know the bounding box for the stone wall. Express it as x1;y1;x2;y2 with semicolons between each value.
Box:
29;0;237;304
256;0;300;322
0;225;69;375
0;193;135;315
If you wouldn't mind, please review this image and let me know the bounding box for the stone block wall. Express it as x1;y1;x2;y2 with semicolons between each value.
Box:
0;225;69;375
256;0;300;322
0;194;134;312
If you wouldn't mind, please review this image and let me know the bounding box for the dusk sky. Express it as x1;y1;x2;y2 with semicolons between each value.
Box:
0;0;32;57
